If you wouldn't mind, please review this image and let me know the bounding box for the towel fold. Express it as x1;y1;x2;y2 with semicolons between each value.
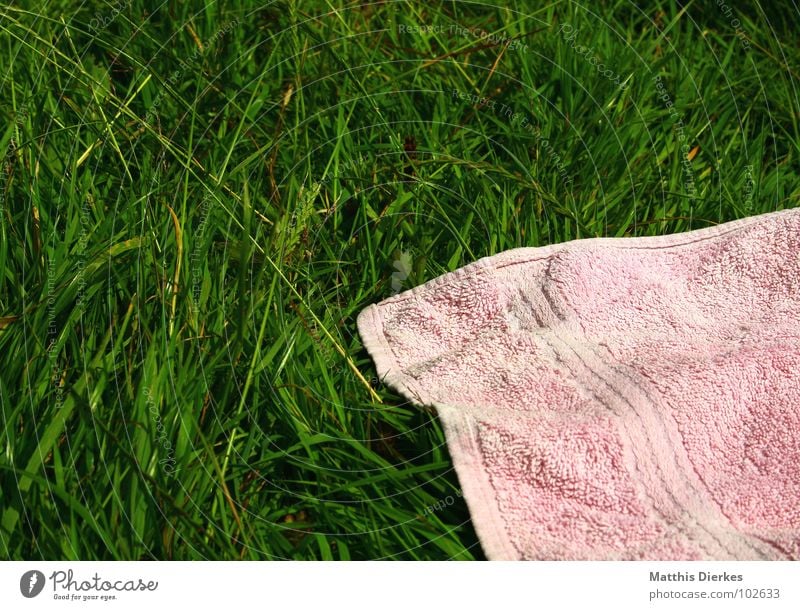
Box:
357;208;800;560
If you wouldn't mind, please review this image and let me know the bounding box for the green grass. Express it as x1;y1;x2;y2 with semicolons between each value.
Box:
0;0;798;560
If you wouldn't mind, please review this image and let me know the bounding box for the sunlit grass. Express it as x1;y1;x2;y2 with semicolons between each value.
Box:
0;0;798;559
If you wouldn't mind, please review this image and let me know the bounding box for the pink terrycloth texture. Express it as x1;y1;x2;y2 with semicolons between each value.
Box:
357;208;800;560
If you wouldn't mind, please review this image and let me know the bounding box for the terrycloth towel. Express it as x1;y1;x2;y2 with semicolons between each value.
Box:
357;208;800;560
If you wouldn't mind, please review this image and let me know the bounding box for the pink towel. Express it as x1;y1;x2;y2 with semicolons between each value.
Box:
357;208;800;560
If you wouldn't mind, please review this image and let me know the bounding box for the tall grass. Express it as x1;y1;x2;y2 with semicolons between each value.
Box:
1;0;798;559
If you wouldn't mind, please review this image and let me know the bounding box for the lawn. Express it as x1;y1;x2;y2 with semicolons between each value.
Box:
1;0;798;560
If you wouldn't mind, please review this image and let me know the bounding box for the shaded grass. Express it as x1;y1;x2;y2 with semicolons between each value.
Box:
0;0;798;559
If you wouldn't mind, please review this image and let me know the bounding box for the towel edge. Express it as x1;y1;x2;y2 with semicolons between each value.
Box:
370;207;797;309
356;303;520;560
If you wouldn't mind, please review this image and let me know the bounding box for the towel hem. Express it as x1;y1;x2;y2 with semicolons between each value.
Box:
369;208;794;309
356;304;519;560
